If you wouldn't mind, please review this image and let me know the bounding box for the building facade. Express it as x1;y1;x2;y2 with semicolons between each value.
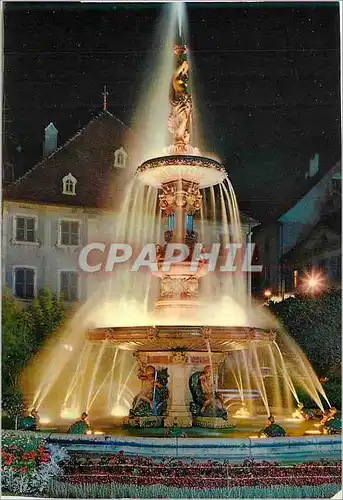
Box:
252;161;341;297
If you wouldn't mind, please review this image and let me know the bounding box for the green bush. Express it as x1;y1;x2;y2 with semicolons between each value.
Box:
47;481;341;499
267;290;341;377
2;286;66;396
1;414;15;430
324;378;342;409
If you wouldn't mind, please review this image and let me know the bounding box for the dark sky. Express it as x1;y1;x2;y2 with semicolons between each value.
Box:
3;1;341;222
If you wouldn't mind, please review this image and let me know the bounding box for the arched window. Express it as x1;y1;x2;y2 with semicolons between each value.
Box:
114;147;128;168
62;173;77;195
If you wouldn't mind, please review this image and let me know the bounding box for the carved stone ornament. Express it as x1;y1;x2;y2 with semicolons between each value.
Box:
159;179;202;216
147;326;158;342
160;276;199;299
200;327;212;340
268;330;277;342
171;351;188;364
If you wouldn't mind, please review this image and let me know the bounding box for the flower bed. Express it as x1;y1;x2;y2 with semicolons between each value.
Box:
1;431;68;495
61;452;341;489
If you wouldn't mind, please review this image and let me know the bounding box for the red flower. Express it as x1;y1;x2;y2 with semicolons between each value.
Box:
39;453;50;463
20;467;27;473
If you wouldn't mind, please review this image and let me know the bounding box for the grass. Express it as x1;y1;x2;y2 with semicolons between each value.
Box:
47;480;341;498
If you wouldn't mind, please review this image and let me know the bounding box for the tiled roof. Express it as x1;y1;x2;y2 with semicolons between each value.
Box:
4;110;138;211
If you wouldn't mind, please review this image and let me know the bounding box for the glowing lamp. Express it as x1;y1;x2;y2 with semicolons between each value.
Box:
263;289;272;298
93;430;104;435
301;270;325;294
86;430;93;435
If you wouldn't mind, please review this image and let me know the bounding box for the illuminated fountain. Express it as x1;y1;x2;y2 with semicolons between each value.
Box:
82;42;328;429
22;12;330;432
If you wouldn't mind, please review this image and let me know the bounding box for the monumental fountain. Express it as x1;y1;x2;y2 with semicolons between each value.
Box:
21;24;331;435
86;42;300;429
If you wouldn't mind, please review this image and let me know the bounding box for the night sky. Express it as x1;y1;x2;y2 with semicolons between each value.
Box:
3;1;341;222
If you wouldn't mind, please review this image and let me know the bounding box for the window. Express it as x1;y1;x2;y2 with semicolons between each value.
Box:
114;147;128;168
14;267;35;299
60;271;79;301
59;220;80;246
331;178;341;193
62;173;77;195
14;216;36;242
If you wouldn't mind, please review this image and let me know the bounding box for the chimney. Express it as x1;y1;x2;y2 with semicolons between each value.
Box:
305;153;319;179
43;122;58;157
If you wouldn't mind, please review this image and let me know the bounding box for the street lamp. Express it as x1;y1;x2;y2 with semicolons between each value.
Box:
301;270;325;295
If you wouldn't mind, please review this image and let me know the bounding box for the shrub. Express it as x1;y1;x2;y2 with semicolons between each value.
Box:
324;378;342;409
61;453;341;488
2;390;27;430
47;481;341;498
1;431;68;495
267;290;341;376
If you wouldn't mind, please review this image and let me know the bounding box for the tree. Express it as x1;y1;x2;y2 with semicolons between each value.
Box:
28;288;65;346
2;287;66;395
2;390;27;430
267;288;341;377
2;288;35;392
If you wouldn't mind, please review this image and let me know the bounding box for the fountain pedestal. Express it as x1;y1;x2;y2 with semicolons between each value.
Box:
164;352;193;427
133;350;231;428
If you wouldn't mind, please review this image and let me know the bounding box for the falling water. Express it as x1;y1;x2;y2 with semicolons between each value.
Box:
176;1;184;38
86;342;107;411
107;348;119;412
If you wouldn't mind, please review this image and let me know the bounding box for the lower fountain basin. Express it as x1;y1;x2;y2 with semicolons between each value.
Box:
87;325;275;352
30;431;342;463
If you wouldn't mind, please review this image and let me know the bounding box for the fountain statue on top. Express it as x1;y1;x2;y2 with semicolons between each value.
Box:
164;44;199;156
168;44;192;154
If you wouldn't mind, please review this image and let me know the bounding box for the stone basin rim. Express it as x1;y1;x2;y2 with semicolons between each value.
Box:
136;154;227;189
86;325;276;352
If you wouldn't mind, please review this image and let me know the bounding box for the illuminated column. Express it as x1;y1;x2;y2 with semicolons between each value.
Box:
164;351;192;428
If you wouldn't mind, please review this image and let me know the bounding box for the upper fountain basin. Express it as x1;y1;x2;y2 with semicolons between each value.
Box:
136;155;227;189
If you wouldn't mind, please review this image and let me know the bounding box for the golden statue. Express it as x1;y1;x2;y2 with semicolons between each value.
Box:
168;44;192;154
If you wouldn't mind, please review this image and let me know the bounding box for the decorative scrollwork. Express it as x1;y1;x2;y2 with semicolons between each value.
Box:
147;326;158;342
159;179;202;216
160;276;199;299
268;330;277;342
171;350;188;364
200;327;212;340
